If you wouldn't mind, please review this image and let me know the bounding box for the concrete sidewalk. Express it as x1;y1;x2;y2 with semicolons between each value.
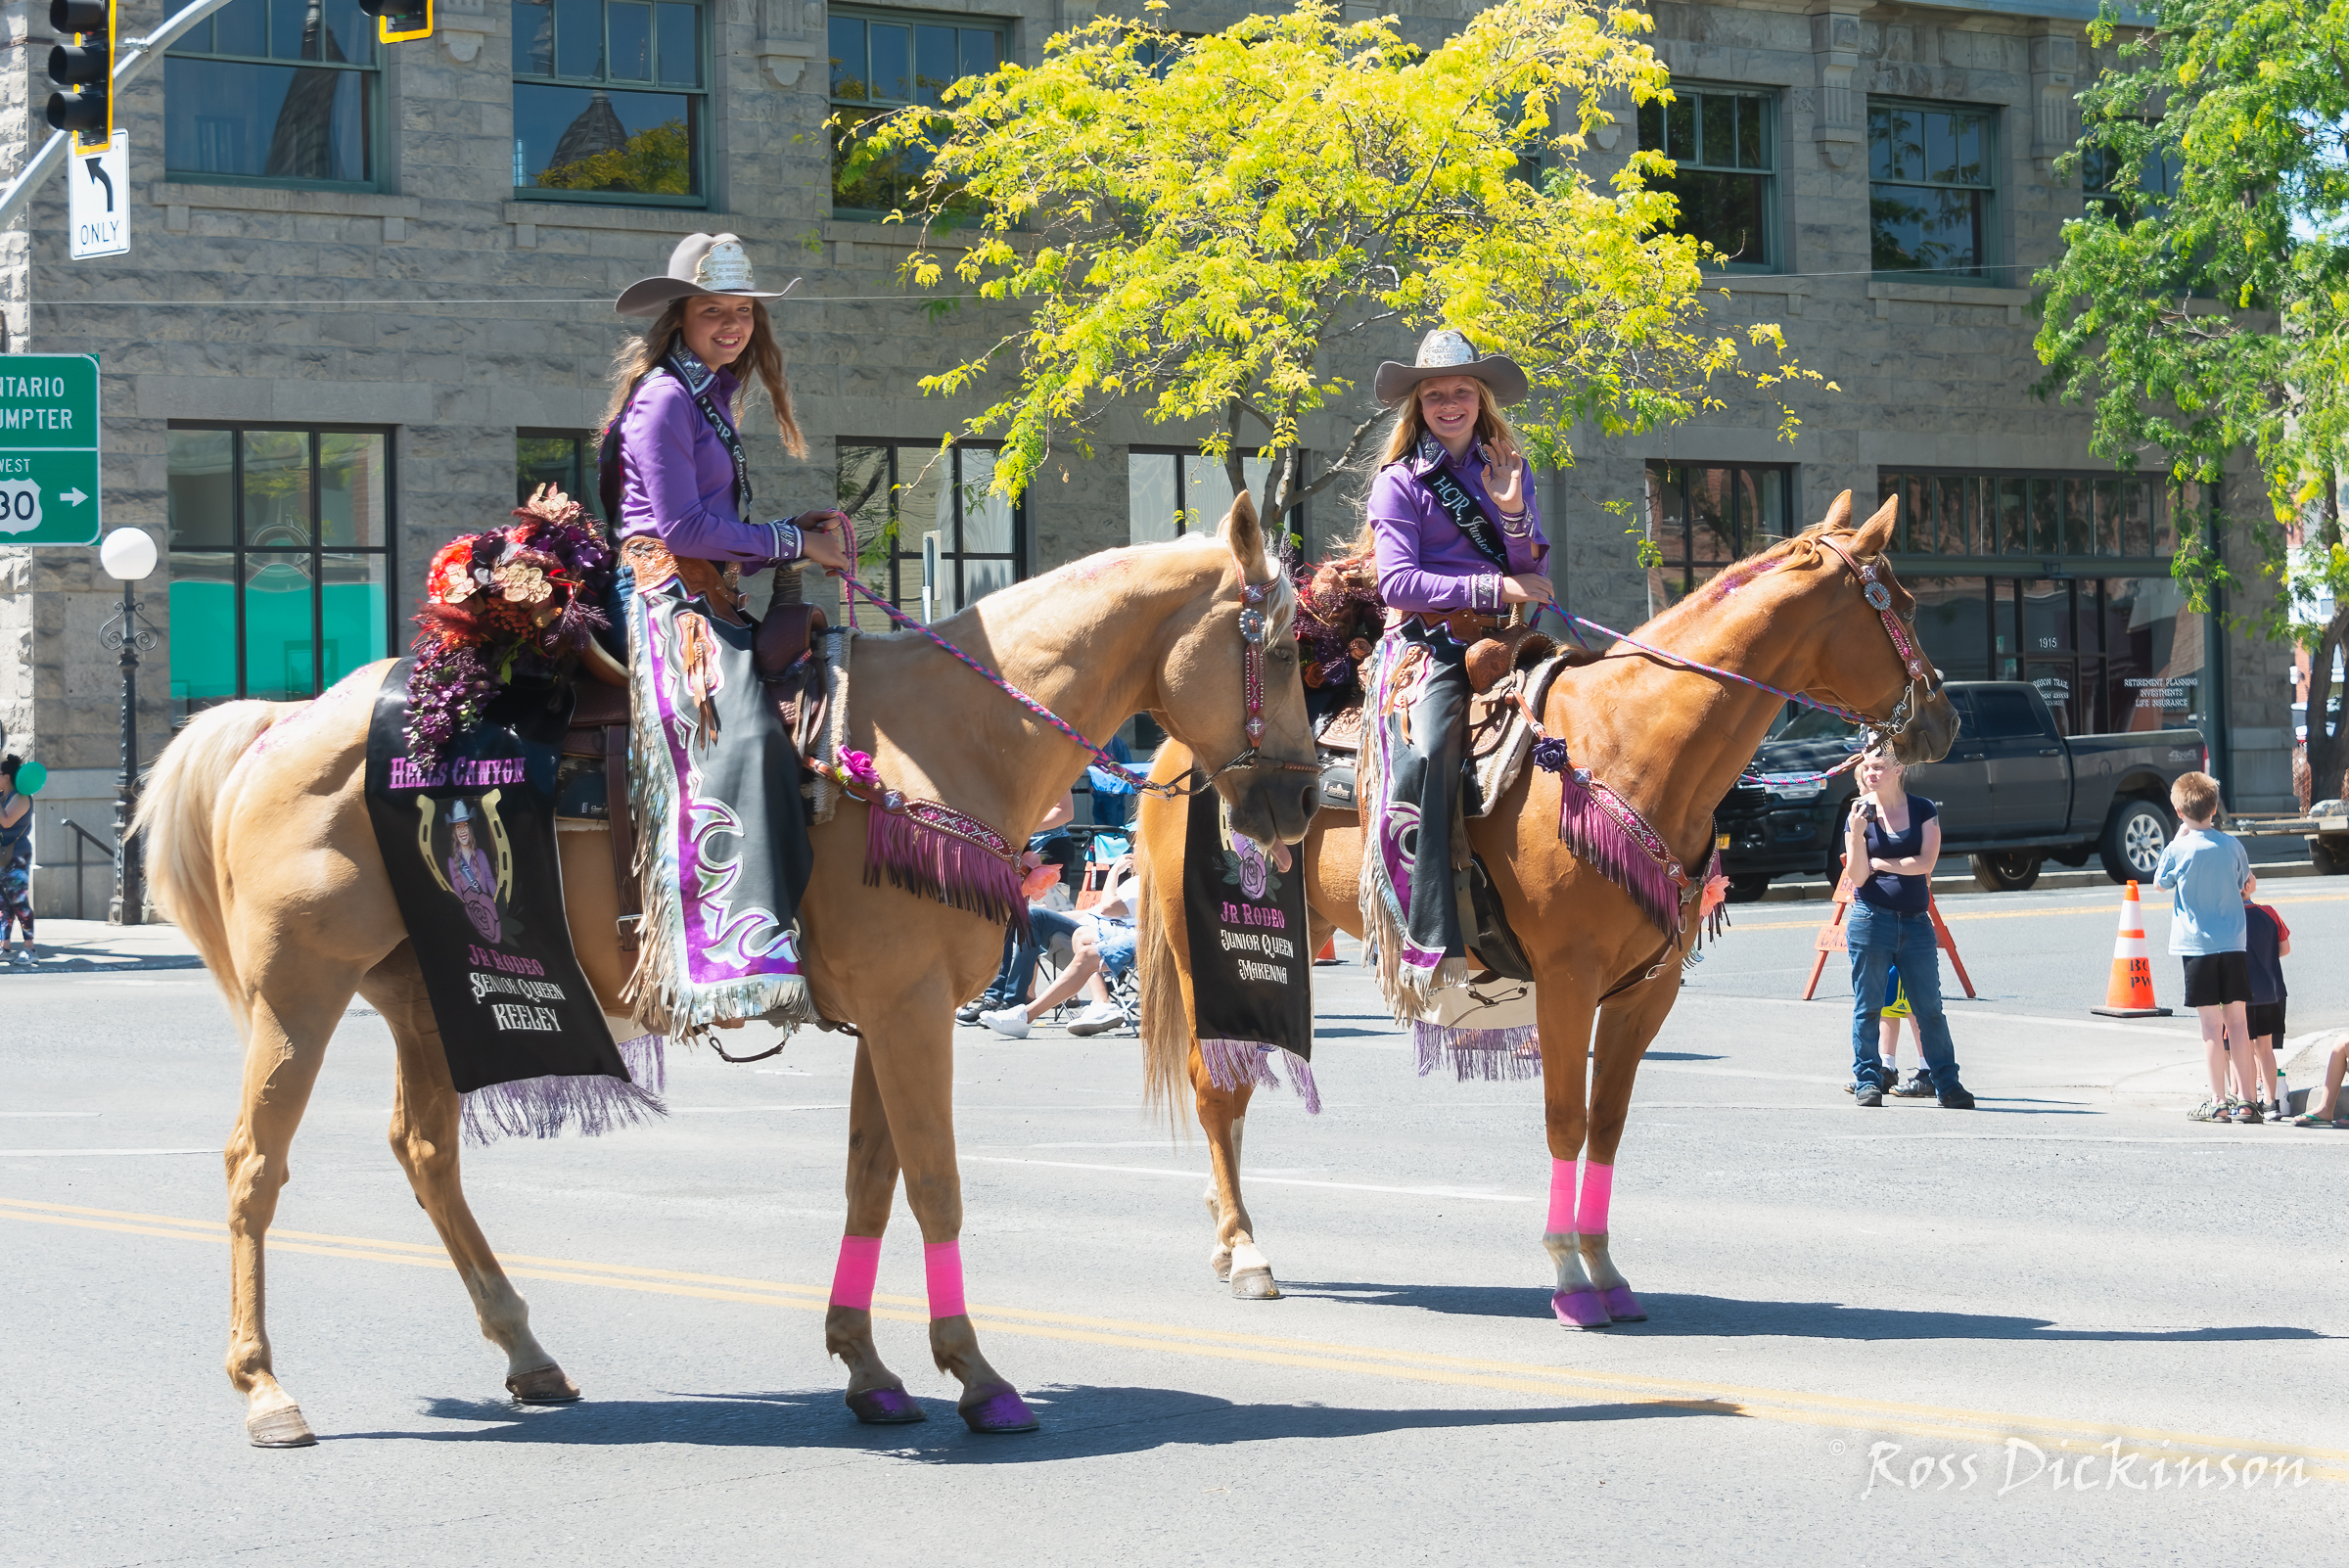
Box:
8;918;206;974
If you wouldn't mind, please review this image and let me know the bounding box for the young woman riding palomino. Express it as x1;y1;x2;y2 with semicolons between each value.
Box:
133;228;1317;1440
602;232;855;1036
1141;484;1959;1312
1358;328;1553;1009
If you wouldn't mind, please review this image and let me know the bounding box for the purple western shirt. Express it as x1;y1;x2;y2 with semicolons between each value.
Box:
616;353;799;567
1367;433;1548;614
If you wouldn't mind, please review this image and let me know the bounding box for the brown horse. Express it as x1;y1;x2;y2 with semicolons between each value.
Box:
134;500;1315;1447
1137;491;1956;1306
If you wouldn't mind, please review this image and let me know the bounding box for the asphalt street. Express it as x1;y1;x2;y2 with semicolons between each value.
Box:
6;877;2349;1567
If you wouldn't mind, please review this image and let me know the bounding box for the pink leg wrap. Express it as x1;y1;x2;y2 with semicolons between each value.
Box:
1546;1157;1575;1233
830;1234;881;1312
1576;1160;1614;1235
924;1239;967;1319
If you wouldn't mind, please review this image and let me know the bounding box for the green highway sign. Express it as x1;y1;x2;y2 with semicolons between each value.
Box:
0;353;98;545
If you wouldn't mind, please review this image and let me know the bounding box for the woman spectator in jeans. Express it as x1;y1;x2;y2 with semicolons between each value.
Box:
0;757;30;968
1844;749;1974;1110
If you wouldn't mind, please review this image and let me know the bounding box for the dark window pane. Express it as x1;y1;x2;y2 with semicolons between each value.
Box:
2122;481;2151;555
1998;476;2028;553
1870;184;1983;274
1927;111;1989;186
1645;464;1683;561
870;22;911;103
516;0;554;73
215;0;266;56
1737;96;1765;168
519;435;585;509
319;552;390;688
1752;466;1787;538
1935;475;1968;555
958;28;996;80
319;433;386;547
609;0;651;80
1868;104;1911;181
168;553;239;710
167;430;235;548
2094;478;2121;555
555;0;603;77
1665;95;1694;161
244;553;317;701
517;85;696;196
1700;92;1734;167
270;0;304;61
1662;168;1768;264
656;3;697;85
1687;467;1735;563
1637;100;1663;152
829;15;864;99
165;58;372;183
914;24;955;107
2151;485;2178;555
317;0;374;66
243;431;311;547
2028;479;2060;555
1903;474;1927;553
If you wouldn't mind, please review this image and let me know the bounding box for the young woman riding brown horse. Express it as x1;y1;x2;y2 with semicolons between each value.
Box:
1140;489;1957;1314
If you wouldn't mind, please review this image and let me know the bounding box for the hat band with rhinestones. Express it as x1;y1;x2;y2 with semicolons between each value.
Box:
695;241;758;293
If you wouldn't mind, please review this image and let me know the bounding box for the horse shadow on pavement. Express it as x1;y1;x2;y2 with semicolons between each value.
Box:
332;1383;1738;1462
1281;1281;2329;1344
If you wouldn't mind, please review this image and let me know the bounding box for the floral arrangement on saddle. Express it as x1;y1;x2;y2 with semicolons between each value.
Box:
405;484;617;772
1292;553;1385;723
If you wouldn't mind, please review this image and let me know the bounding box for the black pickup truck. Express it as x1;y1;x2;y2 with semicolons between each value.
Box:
1717;681;2208;897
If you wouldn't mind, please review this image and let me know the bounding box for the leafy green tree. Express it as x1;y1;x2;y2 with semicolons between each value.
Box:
536;120;693;196
839;0;1825;552
2034;0;2349;799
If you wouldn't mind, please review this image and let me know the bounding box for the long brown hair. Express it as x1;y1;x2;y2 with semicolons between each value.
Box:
605;297;806;457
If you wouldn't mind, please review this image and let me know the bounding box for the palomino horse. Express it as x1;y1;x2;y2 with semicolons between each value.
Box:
136;499;1315;1446
1137;492;1956;1306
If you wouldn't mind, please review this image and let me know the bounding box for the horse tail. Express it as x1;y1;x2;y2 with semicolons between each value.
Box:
1136;738;1200;1132
133;701;280;1003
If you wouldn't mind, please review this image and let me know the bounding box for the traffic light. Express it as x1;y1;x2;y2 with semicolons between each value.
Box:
44;0;115;156
358;0;433;43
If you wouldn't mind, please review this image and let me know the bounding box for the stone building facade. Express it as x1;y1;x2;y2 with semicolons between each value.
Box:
0;0;2297;915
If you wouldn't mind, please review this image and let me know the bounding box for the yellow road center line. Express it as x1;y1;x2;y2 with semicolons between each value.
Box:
6;1196;2340;1472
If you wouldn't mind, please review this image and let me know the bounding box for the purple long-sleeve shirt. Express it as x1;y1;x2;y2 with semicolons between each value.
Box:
1368;433;1547;614
616;353;797;567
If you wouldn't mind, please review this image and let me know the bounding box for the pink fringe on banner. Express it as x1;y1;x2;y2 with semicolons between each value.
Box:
460;1032;668;1147
864;805;1029;933
1554;766;1686;939
1199;1038;1322;1115
1413;1021;1543;1082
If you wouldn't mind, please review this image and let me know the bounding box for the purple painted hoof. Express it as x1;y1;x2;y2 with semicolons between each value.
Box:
1551;1288;1612;1328
959;1389;1040;1434
1601;1285;1646;1322
846;1387;927;1425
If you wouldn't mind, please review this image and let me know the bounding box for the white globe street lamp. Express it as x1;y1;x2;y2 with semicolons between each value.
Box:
98;528;158;925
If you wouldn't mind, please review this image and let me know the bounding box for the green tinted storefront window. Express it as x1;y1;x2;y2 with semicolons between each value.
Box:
167;424;394;717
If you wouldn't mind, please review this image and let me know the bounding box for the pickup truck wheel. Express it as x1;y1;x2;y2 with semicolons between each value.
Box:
1727;873;1772;903
2100;798;2174;884
1970;852;2043;892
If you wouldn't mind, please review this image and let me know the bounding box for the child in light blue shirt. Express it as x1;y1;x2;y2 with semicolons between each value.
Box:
2151;771;2256;1121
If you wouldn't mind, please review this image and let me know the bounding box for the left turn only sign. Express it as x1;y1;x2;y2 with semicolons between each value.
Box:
69;131;127;260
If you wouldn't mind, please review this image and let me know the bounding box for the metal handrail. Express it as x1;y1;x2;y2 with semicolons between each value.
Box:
56;817;115;922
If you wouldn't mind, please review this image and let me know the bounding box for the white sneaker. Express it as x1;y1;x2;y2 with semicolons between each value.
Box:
978;1006;1031;1039
1066;1001;1125;1037
10;949;29;969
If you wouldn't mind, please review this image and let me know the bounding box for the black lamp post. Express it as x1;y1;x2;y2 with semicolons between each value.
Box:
98;528;158;926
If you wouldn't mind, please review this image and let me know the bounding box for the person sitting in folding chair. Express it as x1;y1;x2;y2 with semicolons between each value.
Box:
979;853;1139;1039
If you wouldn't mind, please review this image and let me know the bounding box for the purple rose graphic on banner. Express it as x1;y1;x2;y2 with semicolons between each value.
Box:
1230;831;1270;899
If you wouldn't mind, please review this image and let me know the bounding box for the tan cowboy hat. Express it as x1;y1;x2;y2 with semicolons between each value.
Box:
615;232;797;317
1373;327;1529;407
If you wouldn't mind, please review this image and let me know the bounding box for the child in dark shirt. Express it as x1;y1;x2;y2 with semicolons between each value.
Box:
2242;879;2291;1121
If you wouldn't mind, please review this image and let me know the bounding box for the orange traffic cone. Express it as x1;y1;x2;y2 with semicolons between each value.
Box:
2090;881;2172;1018
1313;935;1339;965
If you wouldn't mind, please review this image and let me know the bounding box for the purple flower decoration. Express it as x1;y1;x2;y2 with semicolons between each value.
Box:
1530;735;1571;773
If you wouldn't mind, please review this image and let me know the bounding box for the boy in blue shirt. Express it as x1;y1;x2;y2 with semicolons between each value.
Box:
2151;771;2256;1123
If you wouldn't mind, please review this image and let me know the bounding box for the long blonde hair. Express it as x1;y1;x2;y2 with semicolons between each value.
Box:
605;298;806;457
1376;376;1521;469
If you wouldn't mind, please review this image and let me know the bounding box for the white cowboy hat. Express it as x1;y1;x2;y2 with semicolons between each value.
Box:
1372;328;1530;407
615;232;797;317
